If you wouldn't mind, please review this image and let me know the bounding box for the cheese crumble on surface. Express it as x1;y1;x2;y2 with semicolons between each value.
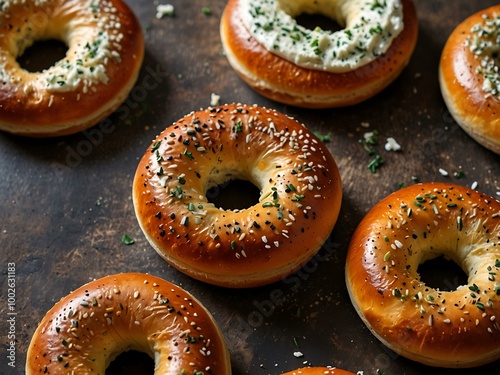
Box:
210;92;221;106
384;137;401;151
156;3;174;18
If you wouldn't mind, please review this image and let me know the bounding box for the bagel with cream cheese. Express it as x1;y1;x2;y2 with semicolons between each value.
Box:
0;0;144;137
220;0;418;108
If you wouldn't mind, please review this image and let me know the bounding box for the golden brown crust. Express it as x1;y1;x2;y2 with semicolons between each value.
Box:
220;0;418;108
345;182;500;368
439;5;500;154
282;367;356;375
0;0;144;137
26;273;231;375
133;103;342;288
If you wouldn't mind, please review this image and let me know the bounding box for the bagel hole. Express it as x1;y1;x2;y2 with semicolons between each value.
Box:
207;179;260;210
417;255;468;292
17;39;68;73
294;13;343;33
106;350;154;374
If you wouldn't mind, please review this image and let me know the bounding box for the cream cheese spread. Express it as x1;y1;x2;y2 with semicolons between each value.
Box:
466;12;500;98
42;29;115;93
240;0;404;73
0;0;122;94
41;0;122;93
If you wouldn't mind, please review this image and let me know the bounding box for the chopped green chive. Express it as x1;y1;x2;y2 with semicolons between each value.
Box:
469;284;479;292
151;140;161;152
234;121;243;133
122;234;135;245
368;154;383;173
312;131;331;143
155;150;163;162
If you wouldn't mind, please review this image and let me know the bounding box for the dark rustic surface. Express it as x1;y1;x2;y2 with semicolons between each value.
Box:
1;1;500;374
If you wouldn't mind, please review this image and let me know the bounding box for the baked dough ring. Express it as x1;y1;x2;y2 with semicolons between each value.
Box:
346;182;500;367
133;103;342;288
0;0;144;137
282;367;356;375
25;273;231;374
439;5;500;154
220;0;418;108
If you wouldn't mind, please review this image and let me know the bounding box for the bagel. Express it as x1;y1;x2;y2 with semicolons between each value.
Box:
439;5;500;154
132;103;342;288
0;0;144;137
220;0;418;108
282;367;356;375
346;182;500;367
25;273;231;374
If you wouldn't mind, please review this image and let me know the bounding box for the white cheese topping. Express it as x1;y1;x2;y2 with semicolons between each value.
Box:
384;136;401;151
240;0;404;73
156;4;175;18
466;12;500;98
41;0;121;93
0;0;123;94
42;30;113;93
